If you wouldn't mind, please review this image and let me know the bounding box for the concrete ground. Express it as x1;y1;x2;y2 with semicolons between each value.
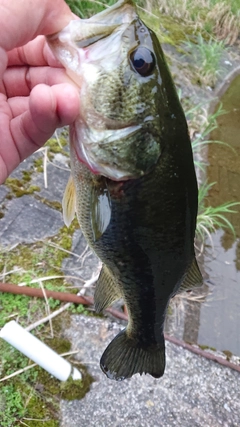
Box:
61;315;240;427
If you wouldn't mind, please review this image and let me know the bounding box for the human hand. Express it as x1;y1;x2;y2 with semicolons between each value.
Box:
0;0;80;184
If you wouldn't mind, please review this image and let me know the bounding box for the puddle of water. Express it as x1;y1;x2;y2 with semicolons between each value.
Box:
199;231;240;355
166;73;240;357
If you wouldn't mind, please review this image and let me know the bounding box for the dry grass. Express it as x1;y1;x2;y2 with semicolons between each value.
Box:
207;3;240;45
158;0;240;44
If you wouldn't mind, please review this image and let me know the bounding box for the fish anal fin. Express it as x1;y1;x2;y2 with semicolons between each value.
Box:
94;265;121;313
62;174;76;227
179;257;203;292
100;329;165;381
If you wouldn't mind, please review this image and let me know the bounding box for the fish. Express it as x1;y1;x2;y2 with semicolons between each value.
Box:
47;0;203;381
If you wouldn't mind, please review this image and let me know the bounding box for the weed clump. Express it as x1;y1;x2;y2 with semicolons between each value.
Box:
184;35;226;87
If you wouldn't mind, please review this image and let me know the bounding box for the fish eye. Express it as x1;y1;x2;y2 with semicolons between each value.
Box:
130;47;156;77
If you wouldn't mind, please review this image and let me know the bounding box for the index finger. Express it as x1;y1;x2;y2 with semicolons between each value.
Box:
3;65;78;98
7;36;61;68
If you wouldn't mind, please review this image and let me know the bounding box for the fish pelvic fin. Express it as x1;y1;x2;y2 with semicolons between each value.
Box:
100;329;165;381
90;184;112;242
62;174;76;227
94;265;121;313
178;256;203;292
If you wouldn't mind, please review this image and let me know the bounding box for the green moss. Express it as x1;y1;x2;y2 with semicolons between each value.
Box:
44;337;71;354
34;157;44;173
223;350;233;361
38;198;62;211
0;211;4;218
139;8;194;48
23;393;59;427
4;168;38;197
29;185;41;193
22;170;32;182
36;369;62;396
46;137;68;156
5;177;40;197
61;367;94;400
199;344;216;352
34;362;94;405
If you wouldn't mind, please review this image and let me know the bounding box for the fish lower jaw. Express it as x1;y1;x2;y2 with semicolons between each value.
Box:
72;144;138;181
70;120;144;180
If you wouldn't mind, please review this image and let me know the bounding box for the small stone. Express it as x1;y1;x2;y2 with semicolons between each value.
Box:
224;403;231;412
146;400;154;408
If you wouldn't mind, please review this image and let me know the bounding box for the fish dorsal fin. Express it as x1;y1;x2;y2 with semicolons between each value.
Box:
94;265;121;313
62;174;76;227
91;185;112;242
178;257;203;292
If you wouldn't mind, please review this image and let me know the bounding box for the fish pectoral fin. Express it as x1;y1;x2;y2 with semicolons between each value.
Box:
62;174;76;227
100;329;165;381
178;257;203;292
94;265;121;313
91;184;112;242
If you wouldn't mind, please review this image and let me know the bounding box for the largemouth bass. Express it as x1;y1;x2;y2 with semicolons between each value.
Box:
47;0;202;381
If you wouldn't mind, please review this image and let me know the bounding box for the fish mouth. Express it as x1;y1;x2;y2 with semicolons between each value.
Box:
82;0;136;28
48;0;137;50
71;123;143;181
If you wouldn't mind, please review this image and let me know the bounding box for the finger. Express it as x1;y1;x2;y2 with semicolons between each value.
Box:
10;83;79;159
8;96;29;117
0;93;21;183
7;36;62;68
30;83;80;131
3;65;77;97
0;83;79;184
0;0;73;51
0;47;8;79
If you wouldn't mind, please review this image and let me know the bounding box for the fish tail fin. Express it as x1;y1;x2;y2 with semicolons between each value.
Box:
100;329;165;381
